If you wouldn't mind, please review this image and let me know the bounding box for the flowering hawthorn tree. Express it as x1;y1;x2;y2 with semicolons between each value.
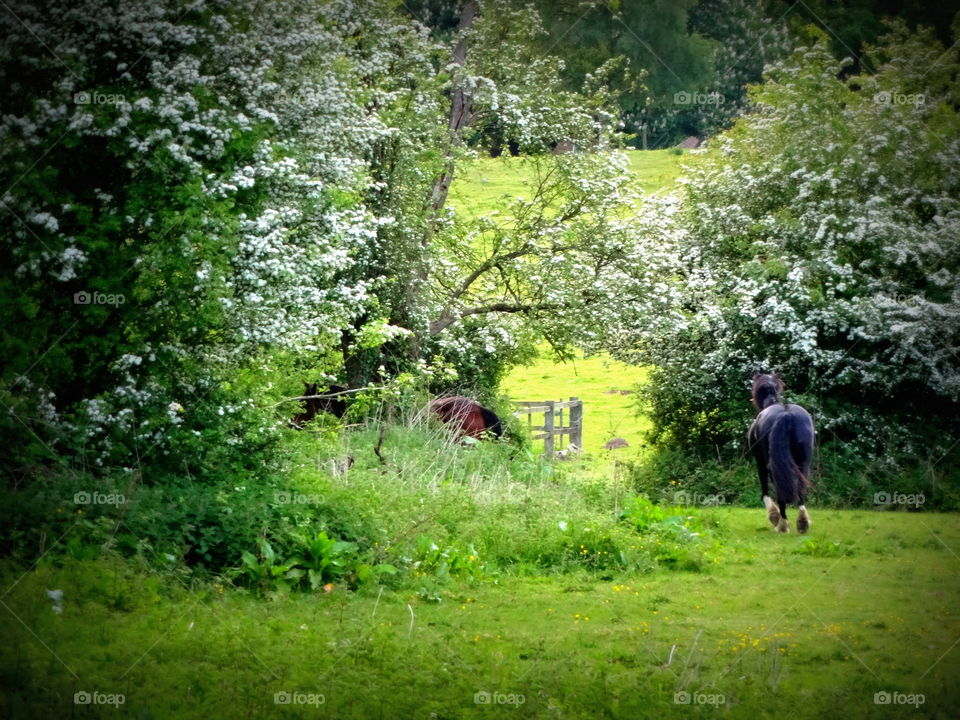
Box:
0;0;424;475
338;0;638;390
601;26;960;472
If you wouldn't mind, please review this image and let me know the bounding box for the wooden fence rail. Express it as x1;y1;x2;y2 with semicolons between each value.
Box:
512;397;583;459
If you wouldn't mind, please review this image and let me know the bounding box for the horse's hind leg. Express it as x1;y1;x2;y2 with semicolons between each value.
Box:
763;495;780;528
796;505;810;534
752;429;779;528
776;499;789;533
796;488;810;534
795;421;813;534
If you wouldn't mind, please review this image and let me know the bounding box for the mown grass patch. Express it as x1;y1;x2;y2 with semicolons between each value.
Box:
3;509;958;719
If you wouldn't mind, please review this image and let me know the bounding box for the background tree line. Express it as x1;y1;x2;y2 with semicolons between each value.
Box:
412;0;960;147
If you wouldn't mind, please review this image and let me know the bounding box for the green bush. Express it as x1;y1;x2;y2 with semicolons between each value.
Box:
236;534;397;596
604;26;960;500
618;496;721;572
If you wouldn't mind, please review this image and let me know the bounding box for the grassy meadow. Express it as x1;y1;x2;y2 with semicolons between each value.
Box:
3;509;957;718
447;147;687;217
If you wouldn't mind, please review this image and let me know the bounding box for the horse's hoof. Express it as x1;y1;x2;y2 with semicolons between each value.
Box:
764;496;780;527
797;507;810;534
768;507;781;527
776;518;789;533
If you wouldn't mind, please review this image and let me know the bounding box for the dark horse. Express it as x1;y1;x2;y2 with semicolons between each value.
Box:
291;383;348;428
428;396;503;441
747;374;814;533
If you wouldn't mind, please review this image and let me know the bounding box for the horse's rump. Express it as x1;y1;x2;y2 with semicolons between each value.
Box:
429;396;502;440
478;406;503;438
760;404;814;503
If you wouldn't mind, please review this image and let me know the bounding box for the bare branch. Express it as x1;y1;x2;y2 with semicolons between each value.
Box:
272;385;389;408
426;1;479;224
429;301;563;335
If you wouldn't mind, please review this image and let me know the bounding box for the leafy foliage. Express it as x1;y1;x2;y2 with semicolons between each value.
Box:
0;0;410;477
601;26;960;495
239;533;396;596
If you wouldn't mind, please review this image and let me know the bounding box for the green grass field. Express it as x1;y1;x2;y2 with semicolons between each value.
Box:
4;509;958;718
448;148;687;218
499;351;650;457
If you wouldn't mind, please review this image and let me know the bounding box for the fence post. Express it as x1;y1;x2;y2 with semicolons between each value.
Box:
569;397;582;449
558;403;565;449
543;400;555;458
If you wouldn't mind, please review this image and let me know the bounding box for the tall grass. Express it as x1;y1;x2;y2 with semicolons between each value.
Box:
282;406;716;582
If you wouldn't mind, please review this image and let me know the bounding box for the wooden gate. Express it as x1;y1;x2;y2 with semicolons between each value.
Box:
512;397;583;459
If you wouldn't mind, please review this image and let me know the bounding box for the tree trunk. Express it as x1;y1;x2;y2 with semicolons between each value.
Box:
426;0;478;224
409;1;479;361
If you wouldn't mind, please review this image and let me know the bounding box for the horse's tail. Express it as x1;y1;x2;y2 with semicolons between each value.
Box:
479;407;503;438
768;411;807;504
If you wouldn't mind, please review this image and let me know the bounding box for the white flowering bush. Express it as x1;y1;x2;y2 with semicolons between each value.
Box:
458;0;620;153
604;26;960;502
0;0;424;476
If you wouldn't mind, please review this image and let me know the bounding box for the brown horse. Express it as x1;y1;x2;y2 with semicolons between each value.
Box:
428;396;503;441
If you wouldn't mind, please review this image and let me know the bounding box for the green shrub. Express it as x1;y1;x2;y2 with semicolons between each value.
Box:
603;27;960;501
618;496;721;572
236;534;397;596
